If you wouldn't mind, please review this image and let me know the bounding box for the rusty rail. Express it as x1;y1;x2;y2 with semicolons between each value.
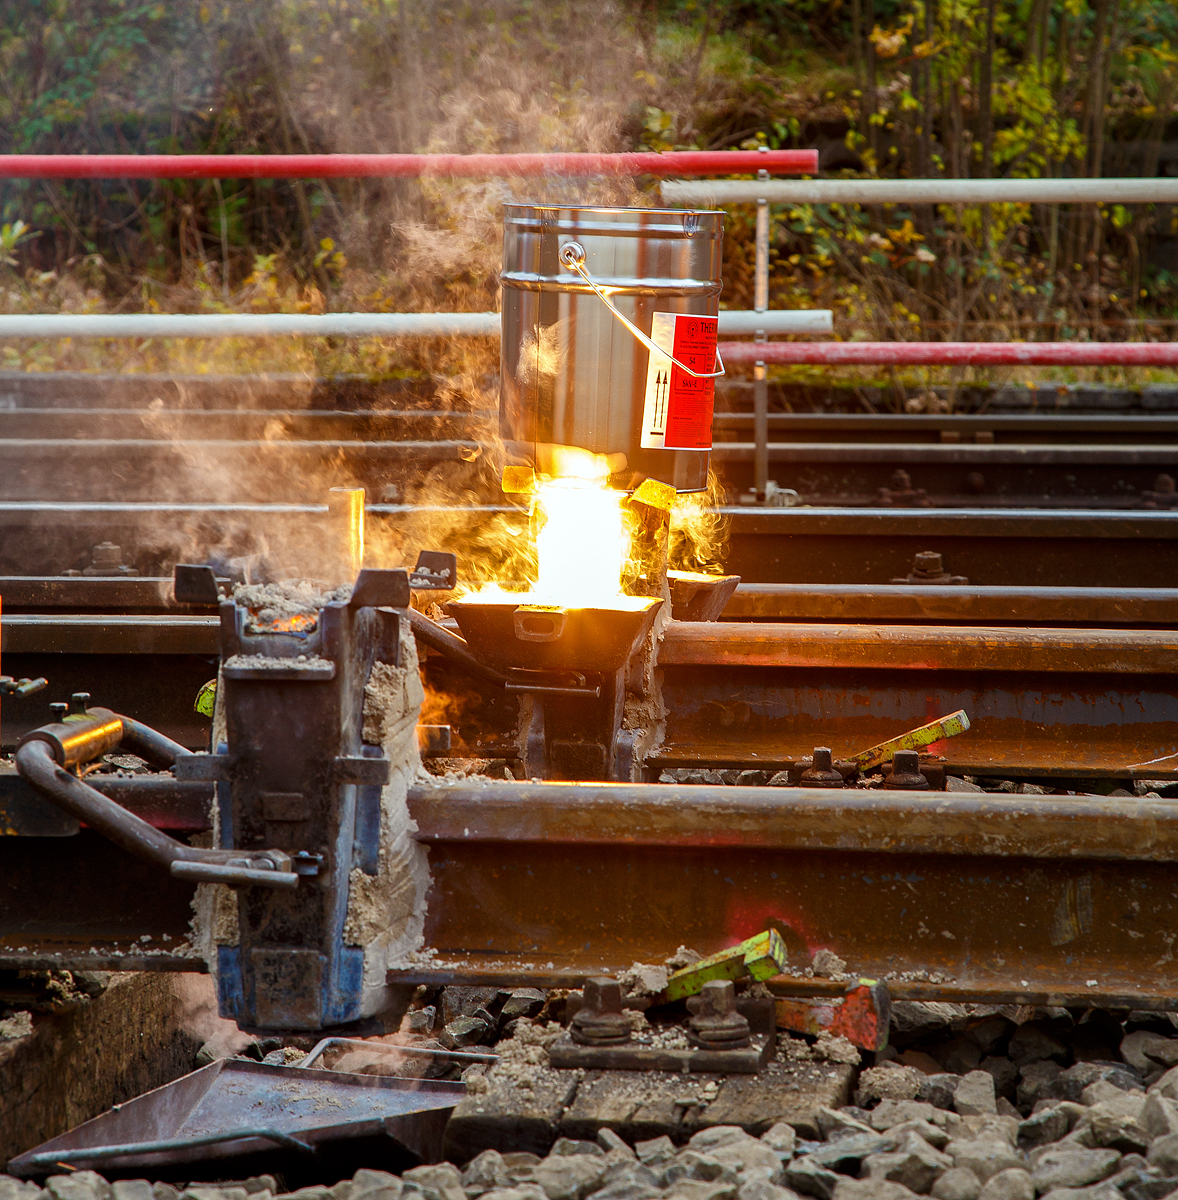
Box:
659;621;1178;674
654;622;1178;779
4;611;1176;780
719;583;1178;626
399;780;1178;1010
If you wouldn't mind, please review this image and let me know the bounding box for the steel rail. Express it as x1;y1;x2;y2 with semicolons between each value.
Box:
8;612;1178;777
717;341;1178;366
6;613;1174;670
720;583;1178;626
0;505;1170;585
6;578;1178;629
659;621;1178;673
0;436;474;453
0;309;831;340
663;177;1178;206
408;780;1178;857
0;768;213;833
1;615;220;655
0;150;816;179
401;780;1178;1009
655;677;1178;781
0;408;493;440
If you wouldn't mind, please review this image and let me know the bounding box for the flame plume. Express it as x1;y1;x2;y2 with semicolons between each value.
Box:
467;447;647;610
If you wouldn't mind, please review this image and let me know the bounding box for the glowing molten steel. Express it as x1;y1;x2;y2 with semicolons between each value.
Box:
476;448;646;610
532;479;635;609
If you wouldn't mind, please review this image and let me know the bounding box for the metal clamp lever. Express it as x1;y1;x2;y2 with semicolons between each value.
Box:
558;241;725;379
171;860;299;889
15;710;300;890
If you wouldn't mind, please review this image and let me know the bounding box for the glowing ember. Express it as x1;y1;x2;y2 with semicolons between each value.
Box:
251;610;318;635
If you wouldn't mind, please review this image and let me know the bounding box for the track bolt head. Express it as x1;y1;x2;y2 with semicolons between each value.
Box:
570;976;632;1046
688;979;752;1049
800;745;846;788
883;749;931;791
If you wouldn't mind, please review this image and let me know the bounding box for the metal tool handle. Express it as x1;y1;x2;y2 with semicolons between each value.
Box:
558;242;725;379
171;860;299;889
22;1127;313;1169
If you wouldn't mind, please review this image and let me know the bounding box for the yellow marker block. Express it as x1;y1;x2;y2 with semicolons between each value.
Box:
665;928;788;1001
195;679;217;718
848;709;971;771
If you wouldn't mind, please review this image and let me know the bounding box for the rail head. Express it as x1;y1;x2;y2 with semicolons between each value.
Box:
407;780;1178;863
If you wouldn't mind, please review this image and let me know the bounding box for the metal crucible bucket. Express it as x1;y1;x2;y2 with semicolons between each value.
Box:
500;204;725;493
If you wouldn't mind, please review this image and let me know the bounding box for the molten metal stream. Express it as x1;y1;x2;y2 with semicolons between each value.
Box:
471;452;647;610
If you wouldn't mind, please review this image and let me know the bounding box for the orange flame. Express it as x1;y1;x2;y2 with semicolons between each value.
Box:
469;448;645;610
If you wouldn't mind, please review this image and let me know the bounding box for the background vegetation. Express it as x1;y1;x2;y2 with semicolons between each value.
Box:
0;0;1176;380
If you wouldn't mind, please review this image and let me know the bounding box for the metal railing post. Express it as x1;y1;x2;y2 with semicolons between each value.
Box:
754;158;770;500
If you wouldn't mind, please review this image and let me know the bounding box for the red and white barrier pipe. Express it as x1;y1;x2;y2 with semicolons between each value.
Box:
718;341;1178;367
0;150;817;180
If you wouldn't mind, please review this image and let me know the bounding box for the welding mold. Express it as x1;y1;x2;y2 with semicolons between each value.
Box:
185;567;427;1031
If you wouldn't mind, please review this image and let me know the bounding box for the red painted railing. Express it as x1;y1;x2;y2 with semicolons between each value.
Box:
718;341;1178;366
0;150;817;180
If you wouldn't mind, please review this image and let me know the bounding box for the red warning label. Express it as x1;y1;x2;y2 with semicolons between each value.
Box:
640;312;719;451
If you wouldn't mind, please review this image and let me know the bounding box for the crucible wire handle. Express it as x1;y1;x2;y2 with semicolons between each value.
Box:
558;241;725;379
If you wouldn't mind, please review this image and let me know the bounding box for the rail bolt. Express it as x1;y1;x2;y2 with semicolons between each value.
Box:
687;979;752;1049
882;749;931;791
800;747;845;788
893;550;968;586
569;977;632;1046
1143;474;1178;509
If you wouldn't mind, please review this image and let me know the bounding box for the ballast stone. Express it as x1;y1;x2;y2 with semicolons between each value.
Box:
930;1167;982;1200
974;1169;1032;1200
860;1132;953;1192
954;1072;998;1117
401;1165;465;1200
1029;1147;1121;1191
944;1138;1023;1184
